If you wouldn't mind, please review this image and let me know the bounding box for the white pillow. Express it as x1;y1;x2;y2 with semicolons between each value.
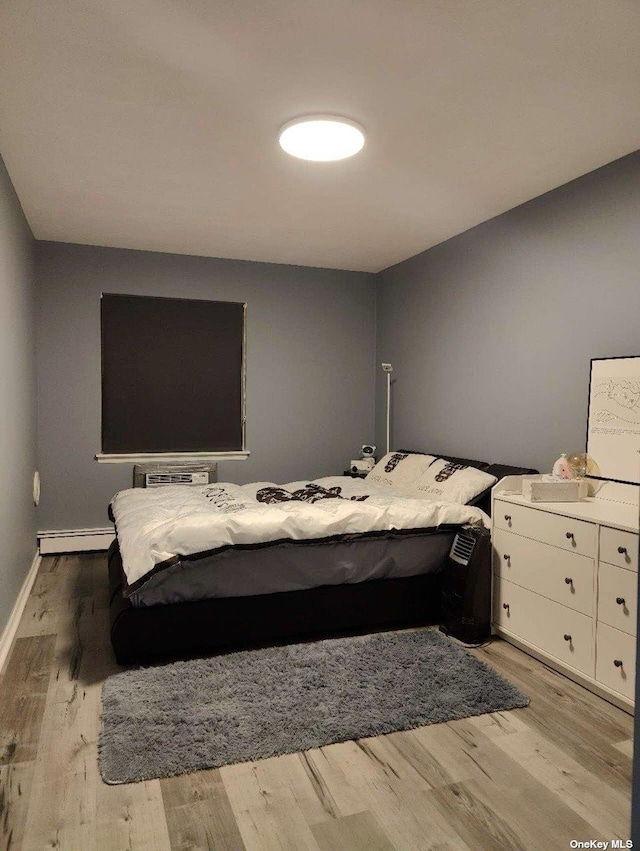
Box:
366;452;437;489
400;458;497;504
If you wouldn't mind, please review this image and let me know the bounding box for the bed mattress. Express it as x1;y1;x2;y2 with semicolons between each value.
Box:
127;528;454;606
110;475;489;600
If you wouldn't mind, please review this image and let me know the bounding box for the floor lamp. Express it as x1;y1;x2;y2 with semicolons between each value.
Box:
381;363;393;455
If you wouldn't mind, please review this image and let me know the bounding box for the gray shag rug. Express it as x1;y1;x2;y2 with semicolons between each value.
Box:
99;629;529;784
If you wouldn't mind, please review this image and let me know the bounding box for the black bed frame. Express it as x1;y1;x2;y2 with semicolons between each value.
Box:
108;456;537;664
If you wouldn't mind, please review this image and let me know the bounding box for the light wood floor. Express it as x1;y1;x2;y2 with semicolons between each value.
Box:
0;553;633;850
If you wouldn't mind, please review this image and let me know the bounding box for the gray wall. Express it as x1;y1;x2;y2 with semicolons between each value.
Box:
35;243;376;530
0;156;37;636
376;151;640;473
31;150;640;523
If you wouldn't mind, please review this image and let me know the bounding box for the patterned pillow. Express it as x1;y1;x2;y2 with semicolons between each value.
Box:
366;452;437;488
400;458;497;504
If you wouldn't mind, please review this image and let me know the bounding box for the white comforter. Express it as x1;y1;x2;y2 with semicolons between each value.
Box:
111;476;490;587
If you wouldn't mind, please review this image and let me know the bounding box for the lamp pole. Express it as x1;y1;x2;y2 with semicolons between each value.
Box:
381;363;393;455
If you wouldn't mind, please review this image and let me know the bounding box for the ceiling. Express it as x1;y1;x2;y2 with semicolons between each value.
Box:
1;1;639;273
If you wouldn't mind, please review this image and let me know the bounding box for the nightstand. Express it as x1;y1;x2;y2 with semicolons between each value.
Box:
492;476;638;713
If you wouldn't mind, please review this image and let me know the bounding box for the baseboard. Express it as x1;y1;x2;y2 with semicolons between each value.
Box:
0;550;41;677
38;527;115;554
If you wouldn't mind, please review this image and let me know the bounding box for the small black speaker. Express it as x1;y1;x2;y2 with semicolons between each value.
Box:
440;524;491;645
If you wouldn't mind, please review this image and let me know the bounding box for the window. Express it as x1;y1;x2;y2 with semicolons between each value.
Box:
97;293;247;462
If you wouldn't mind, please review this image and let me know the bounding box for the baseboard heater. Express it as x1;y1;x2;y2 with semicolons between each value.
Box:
38;528;116;554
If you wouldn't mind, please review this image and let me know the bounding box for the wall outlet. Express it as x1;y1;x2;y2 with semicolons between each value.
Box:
33;471;40;506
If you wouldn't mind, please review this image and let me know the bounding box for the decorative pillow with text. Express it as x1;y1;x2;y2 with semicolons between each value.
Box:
366;452;437;489
400;458;497;504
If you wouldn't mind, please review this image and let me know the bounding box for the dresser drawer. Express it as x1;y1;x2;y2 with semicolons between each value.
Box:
494;578;594;675
597;561;637;637
493;529;594;615
596;622;636;702
494;500;596;557
599;526;639;572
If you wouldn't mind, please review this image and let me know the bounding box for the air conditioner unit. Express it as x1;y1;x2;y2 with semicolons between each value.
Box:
133;463;217;488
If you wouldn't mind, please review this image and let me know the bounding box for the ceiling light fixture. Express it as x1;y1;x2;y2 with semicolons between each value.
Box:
278;115;365;162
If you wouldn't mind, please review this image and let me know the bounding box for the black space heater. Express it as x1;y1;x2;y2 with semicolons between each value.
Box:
440;524;491;645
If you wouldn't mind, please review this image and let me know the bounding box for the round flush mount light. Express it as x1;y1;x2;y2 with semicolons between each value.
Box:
278;115;365;162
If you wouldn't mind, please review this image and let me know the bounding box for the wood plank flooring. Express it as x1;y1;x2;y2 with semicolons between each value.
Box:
0;553;633;850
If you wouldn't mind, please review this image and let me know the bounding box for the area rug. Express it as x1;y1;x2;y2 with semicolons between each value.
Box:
99;629;529;784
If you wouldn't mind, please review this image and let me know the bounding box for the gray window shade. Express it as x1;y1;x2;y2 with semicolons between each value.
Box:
101;293;245;454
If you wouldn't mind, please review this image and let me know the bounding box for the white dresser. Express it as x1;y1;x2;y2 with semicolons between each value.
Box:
492;476;639;712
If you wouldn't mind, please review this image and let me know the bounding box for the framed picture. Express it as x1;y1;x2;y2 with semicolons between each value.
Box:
586;355;640;485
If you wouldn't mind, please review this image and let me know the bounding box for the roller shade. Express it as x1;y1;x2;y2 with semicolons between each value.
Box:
101;293;245;454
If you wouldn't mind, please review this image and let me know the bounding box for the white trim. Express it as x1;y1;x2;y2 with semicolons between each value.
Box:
38;527;115;554
0;550;41;677
95;451;250;464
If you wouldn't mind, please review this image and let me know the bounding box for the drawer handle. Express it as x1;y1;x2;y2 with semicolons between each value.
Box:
503;553;511;561
565;532;575;542
616;597;626;606
618;546;628;555
564;577;573;585
614;659;623;668
502;602;510;611
563;634;572;642
504;514;512;524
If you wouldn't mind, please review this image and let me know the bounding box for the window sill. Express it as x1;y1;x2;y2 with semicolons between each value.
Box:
95;451;250;464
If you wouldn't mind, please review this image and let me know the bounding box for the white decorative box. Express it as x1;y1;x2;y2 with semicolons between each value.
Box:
522;476;589;502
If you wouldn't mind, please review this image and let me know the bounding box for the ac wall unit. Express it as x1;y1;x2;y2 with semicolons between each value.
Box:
133;463;217;488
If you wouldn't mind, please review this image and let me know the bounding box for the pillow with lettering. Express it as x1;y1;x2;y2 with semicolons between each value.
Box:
401;458;497;504
366;452;437;489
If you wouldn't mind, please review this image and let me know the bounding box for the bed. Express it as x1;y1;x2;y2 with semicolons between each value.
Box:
108;452;536;663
